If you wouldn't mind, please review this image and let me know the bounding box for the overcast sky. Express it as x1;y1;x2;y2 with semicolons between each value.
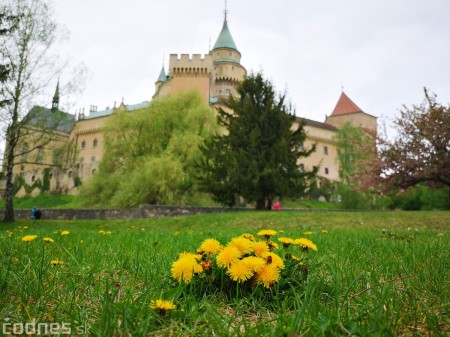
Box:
54;0;450;125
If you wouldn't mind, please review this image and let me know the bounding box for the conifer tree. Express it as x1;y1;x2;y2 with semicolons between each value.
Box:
199;73;315;209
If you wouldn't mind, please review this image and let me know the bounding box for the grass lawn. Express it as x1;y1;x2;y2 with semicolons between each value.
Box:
0;211;448;336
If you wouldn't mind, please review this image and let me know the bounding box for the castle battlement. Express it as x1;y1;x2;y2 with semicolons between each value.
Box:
169;54;213;75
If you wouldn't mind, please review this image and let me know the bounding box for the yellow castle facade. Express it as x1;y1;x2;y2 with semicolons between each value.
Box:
2;14;377;198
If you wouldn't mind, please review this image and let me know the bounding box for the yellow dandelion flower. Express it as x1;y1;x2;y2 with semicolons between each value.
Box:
21;235;38;242
216;246;241;268
294;238;318;251
255;264;279;288
227;260;254;282
267;240;279;250
242;256;266;273
105;231;112;235
80;240;84;244
23;226;29;229
99;230;105;234
240;233;256;241
321;229;328;234
303;231;313;235
179;252;202;260
292;255;300;261
228;237;253;255
171;256;203;283
50;260;64;266
257;229;277;238
149;299;176;311
197;238;222;255
61;231;70;236
43;237;54;243
253;241;270;257
278;237;294;247
262;252;285;269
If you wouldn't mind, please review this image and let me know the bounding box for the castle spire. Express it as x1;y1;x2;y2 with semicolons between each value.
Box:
156;65;166;83
51;79;60;111
212;7;238;51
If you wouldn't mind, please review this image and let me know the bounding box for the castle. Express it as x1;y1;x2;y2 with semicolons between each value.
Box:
2;13;377;198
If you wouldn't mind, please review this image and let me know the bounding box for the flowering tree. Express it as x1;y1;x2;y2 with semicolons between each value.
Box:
378;89;450;208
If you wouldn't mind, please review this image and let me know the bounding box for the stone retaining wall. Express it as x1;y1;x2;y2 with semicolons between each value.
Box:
13;205;250;220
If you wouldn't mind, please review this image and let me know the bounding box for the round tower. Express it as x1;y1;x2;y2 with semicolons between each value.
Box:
209;14;246;103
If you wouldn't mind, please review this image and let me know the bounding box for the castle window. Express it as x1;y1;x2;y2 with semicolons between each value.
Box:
299;163;305;171
21;143;29;161
91;156;96;162
93;138;98;148
324;146;328;155
36;147;44;163
325;167;329;175
31;175;35;182
313;165;318;172
81;140;86;149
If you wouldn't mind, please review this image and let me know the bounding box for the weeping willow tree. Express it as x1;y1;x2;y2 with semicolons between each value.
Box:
78;92;219;208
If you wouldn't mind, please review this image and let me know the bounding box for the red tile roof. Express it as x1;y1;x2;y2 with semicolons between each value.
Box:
331;92;364;116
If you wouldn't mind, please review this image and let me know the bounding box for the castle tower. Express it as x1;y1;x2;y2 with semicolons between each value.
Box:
154;65;167;95
209;12;246;103
325;92;377;135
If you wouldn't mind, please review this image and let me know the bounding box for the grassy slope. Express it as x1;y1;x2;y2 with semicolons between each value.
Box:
0;194;340;210
0;211;448;336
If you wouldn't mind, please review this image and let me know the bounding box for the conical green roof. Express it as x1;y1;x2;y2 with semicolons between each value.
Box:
213;19;237;51
156;66;166;83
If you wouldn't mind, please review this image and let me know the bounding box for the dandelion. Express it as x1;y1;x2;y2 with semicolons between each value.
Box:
61;231;70;236
294;238;318;251
80;240;84;244
242;256;266;273
171;256;203;283
99;230;105;234
105;231;112;235
22;235;38;242
50;260;64;266
216;246;241;268
201;259;213;271
267;240;279;251
43;237;54;243
179;252;202;260
23;226;29;229
197;238;222;255
303;231;313;235
262;252;285;269
149;299;176;311
227;260;254;282
240;233;256;241
253;241;270;257
278;237;294;248
255;264;279;288
321;229;328;234
228;237;253;255
257;229;277;239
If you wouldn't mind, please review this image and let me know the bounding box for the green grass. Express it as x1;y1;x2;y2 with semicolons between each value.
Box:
0;211;448;336
0;194;79;210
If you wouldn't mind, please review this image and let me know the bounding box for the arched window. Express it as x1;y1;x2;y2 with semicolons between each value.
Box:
81;140;86;149
93;139;98;148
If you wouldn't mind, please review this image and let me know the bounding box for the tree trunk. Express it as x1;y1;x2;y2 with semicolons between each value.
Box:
255;198;265;210
3;134;15;222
